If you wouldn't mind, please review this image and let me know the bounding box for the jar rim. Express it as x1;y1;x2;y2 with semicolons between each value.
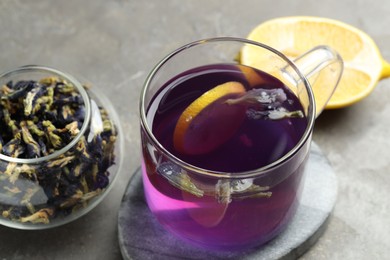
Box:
0;65;92;164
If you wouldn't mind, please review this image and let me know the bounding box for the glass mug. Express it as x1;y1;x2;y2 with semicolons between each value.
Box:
139;37;342;250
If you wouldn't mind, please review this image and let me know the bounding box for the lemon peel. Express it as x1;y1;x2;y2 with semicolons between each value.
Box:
173;81;246;155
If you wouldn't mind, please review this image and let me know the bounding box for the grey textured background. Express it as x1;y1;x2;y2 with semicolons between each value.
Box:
0;0;390;259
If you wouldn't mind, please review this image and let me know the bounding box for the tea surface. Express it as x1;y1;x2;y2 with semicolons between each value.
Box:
148;64;307;172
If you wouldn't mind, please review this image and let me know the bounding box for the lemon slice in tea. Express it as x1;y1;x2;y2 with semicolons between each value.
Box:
173;81;246;155
241;16;390;109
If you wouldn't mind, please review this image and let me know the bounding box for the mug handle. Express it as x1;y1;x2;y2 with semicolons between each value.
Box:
281;46;344;117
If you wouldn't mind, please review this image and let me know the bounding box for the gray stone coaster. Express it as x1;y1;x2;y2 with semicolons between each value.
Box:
118;142;337;260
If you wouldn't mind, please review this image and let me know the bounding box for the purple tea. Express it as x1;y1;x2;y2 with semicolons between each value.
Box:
141;63;309;250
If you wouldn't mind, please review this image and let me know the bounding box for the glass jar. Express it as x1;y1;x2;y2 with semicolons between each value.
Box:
0;65;123;229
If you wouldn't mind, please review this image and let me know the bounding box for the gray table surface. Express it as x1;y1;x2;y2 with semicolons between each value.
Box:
0;1;389;259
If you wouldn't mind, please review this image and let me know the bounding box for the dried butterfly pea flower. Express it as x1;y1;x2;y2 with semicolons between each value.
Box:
225;88;304;120
2;136;24;158
20;121;40;158
24;85;45;116
20;208;54;224
2;80;36;101
42;120;63;149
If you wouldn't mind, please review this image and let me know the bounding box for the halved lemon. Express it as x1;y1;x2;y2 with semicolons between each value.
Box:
173;81;246;155
241;16;390;109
